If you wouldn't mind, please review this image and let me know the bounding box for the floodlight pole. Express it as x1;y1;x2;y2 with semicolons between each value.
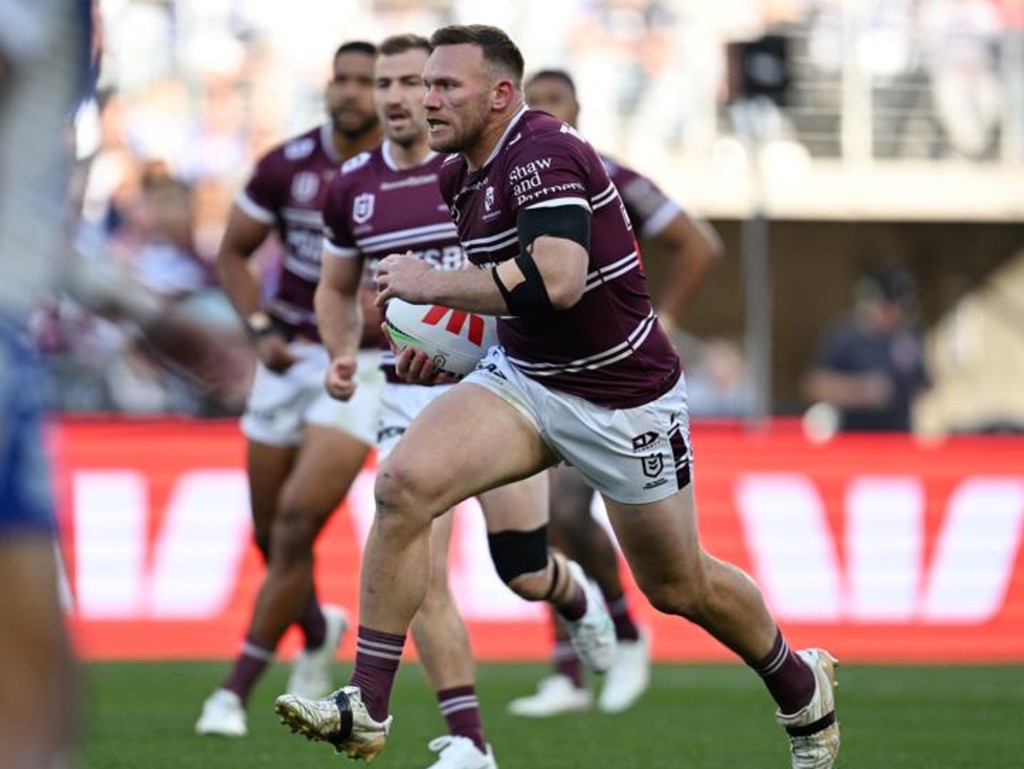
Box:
732;97;773;433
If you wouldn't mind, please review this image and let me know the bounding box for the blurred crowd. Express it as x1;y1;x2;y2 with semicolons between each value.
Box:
40;0;1019;420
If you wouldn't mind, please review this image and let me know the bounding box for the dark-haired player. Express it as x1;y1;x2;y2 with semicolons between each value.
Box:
196;41;384;737
275;25;840;769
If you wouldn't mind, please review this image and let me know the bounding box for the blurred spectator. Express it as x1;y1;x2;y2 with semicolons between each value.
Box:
801;268;930;432
919;0;1002;159
50;161;254;416
685;336;758;418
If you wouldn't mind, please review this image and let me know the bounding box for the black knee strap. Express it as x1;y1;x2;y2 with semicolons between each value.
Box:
488;525;549;583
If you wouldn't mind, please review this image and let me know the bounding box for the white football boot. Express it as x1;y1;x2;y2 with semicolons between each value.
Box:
561;561;617;673
195;689;247;737
776;649;841;769
424;735;498;769
275;685;392;761
507;675;593;717
598;628;651;713
286;604;349;698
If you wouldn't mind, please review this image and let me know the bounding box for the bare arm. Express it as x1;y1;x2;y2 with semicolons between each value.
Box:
215;203;297;372
215;203;272;322
315;253;364;360
651;210;722;329
375;235;589;314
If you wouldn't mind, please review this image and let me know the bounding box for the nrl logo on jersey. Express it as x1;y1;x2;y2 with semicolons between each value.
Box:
352;192;375;224
291;171;320;202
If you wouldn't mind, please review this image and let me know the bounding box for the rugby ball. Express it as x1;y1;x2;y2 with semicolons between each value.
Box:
384;298;497;378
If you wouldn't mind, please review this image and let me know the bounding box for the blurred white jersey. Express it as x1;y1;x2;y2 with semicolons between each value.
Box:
0;0;89;322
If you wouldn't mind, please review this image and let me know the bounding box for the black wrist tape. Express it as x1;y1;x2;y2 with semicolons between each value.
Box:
491;252;554;316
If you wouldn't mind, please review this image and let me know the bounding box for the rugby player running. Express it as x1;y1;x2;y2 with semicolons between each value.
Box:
196;41;384;737
506;66;723;717
276;25;840;769
281;34;615;767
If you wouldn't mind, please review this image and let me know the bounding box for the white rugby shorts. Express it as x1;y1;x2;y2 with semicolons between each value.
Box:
241;345;383;447
463;346;693;504
376;382;453;460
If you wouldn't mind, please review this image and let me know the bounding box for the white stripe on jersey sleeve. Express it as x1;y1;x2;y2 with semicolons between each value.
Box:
462;226;517;248
235;191;276;224
523;197;591;212
323;241;361;259
640;200;682;239
590;183;618;210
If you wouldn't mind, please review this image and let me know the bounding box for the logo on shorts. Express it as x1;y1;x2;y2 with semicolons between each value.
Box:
640;453;665;478
352;192;375;224
477;361;507;380
631;431;660;452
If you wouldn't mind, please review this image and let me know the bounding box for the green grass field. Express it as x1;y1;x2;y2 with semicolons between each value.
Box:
82;662;1024;768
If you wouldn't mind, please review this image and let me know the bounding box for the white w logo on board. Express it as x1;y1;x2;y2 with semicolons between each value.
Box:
735;473;1024;623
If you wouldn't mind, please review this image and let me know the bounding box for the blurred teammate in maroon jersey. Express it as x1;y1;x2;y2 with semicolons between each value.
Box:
507;67;723;716
274;25;839;769
196;41;383;737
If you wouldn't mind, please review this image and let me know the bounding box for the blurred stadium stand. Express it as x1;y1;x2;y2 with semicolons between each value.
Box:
57;0;1024;434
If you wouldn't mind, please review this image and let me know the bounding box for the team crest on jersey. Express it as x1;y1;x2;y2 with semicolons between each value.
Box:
484;185;495;212
352;192;375;224
291;171;320;202
641;453;665;478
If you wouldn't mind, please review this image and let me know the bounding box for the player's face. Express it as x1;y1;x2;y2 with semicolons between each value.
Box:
525;77;579;126
422;44;494;154
374;48;430;147
326;51;378;139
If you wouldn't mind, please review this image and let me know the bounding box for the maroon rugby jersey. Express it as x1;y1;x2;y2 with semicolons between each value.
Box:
438;108;680;409
601;155;682;240
322;142;464;381
236;123;344;341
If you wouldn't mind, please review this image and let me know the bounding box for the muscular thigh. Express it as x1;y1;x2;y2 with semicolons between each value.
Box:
477;471;550;533
548;464;596;526
604;484;703;591
383;382;556;515
279;423;371;519
246;441;297;535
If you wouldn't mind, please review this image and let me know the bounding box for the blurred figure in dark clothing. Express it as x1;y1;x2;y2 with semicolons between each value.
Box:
802;269;930;432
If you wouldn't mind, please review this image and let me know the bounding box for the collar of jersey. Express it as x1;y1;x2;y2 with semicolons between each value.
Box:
474;104;529;171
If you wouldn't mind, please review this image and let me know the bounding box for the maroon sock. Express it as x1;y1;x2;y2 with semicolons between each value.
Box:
606;595;640;642
222;638;274;705
751;630;816;715
298;593;327;651
554;641;584;688
348;626;406;722
437;686;487;754
557;577;589;626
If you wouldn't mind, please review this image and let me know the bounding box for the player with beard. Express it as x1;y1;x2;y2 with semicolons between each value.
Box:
273;25;839;769
196;41;384;737
505;67;723;717
288;34;613;769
